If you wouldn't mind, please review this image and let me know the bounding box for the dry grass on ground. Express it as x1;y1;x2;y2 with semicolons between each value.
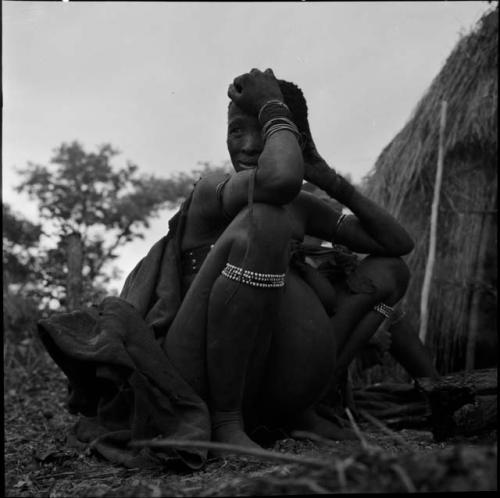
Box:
4;341;497;497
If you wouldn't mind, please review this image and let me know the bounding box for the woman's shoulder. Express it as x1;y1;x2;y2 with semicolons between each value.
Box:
186;171;233;223
194;171;232;191
191;171;231;208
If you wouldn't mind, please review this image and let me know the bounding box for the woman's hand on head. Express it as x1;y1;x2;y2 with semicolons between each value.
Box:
302;131;337;186
302;131;323;167
227;68;284;115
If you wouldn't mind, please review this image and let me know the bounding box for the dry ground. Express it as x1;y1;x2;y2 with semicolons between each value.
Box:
4;344;497;497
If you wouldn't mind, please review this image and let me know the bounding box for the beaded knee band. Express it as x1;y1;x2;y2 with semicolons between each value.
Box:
222;263;285;288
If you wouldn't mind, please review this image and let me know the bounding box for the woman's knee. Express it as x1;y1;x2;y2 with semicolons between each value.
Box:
243;203;292;243
378;256;410;302
353;256;410;302
226;203;292;267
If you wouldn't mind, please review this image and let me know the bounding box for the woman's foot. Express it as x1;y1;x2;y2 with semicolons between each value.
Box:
290;407;357;441
211;410;262;456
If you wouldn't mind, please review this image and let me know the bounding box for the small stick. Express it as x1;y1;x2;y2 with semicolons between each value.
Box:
33;468;140;481
358;410;412;450
130;438;333;469
391;463;417;492
419;100;447;344
344;407;370;451
334;456;355;490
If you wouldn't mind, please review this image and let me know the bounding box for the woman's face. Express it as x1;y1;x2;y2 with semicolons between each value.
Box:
226;103;264;172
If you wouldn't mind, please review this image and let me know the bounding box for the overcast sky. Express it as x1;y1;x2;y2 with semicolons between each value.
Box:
2;1;493;290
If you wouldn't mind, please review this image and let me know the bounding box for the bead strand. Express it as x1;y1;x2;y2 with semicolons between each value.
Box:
373;302;394;319
222;263;285;288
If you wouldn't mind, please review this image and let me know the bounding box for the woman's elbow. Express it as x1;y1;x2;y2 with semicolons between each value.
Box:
262;164;303;204
273;175;302;204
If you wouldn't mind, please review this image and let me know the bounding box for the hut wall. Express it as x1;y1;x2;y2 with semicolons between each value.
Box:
398;155;497;372
363;8;498;373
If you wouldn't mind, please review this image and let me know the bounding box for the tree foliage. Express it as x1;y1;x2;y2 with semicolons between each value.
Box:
3;204;43;340
12;141;230;311
3;203;42;286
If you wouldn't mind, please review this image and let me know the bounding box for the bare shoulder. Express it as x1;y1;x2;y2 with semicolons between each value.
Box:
190;171;232;220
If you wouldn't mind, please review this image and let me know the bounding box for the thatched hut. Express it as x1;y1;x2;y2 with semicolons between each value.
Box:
363;8;497;373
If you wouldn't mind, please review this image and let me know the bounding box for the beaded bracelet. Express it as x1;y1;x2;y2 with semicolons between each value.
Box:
262;117;294;135
335;213;348;235
263;122;301;143
261;117;296;136
258;100;292;125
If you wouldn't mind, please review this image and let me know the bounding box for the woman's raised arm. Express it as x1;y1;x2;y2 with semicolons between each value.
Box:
302;137;414;256
220;68;304;215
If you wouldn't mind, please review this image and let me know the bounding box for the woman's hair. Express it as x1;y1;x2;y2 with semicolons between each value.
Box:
277;79;311;138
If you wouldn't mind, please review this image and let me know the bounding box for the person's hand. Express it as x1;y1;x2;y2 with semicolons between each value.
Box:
370;328;392;353
227;68;283;115
302;131;323;167
302;132;336;186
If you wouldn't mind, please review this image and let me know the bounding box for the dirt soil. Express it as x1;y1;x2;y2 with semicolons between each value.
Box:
5;350;497;497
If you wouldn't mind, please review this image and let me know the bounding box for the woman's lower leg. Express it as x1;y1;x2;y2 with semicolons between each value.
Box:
205;205;291;447
206;280;277;448
330;256;411;385
387;316;439;379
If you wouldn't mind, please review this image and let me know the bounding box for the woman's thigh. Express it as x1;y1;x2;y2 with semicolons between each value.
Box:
163;204;291;395
165;208;337;413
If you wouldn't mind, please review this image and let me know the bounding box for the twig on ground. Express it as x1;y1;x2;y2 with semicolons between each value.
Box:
33;468;139;481
391;463;417;492
130;438;335;469
358;410;412;450
334;455;355;490
345;408;371;451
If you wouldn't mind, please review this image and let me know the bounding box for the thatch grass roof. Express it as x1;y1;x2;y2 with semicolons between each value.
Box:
363;7;498;373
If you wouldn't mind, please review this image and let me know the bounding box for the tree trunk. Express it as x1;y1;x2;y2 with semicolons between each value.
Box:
66;232;83;310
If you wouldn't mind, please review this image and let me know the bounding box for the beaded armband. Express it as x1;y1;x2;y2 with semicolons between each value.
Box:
373;302;394;319
222;263;285;288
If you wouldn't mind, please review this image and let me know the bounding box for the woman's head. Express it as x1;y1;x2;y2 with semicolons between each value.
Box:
227;78;311;172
